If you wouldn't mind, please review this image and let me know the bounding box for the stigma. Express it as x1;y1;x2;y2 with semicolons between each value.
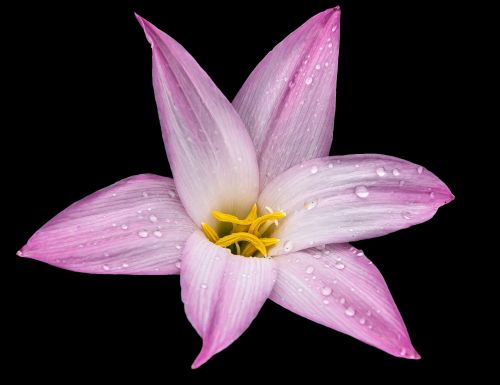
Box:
201;204;285;257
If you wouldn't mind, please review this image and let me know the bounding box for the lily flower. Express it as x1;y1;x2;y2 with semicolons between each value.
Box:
17;7;453;368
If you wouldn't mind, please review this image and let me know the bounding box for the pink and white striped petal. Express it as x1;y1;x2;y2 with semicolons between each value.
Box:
259;154;453;256
271;243;419;359
233;8;340;189
18;174;196;274
180;231;276;368
137;15;259;225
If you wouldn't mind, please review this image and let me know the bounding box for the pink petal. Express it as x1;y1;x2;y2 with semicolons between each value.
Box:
180;231;276;368
259;154;453;256
233;8;340;189
18;174;196;274
271;243;420;359
137;15;259;225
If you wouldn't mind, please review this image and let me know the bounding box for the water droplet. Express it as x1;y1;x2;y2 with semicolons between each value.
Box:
429;191;435;199
297;287;303;292
102;264;110;271
359;317;366;325
122;263;129;268
328;163;333;168
312;254;321;259
356;251;364;257
149;215;158;223
321;287;332;296
376;167;386;177
305;77;313;85
332;25;338;32
323;299;330;305
402;211;412;220
306;266;315;274
167;190;176;198
325;62;329;67
355;185;369;198
328;43;333;48
175;261;181;269
339;297;346;304
283;241;293;252
201;283;208;289
334;262;345;270
153;230;163;238
315;64;321;70
304;200;317;210
417;166;423;174
345;307;356;316
392;168;401;176
310;166;318;174
400;348;407;356
142;192;149;198
104;252;110;257
120;224;128;230
138;230;149;238
175;244;182;250
111;193;116;197
112;223;117;227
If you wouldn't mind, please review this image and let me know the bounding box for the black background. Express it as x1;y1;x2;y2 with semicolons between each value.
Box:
10;0;477;382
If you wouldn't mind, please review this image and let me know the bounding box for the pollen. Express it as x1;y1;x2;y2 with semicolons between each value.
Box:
200;204;285;257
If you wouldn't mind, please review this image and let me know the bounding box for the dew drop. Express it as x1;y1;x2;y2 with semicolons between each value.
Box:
334;262;345;270
283;240;293;252
304;200;317;210
354;185;369;198
102;264;110;271
376;167;386;177
328;163;333;168
321;287;332;296
149;215;158;223
175;261;181;269
122;263;129;268
345;307;356;316
392;168;401;176
332;25;338;32
328;43;333;48
153;230;163;238
111;193;116;197
400;348;407;356
297;287;303;292
323;299;330;305
312;254;321;259
306;266;315;274
402;211;412;220
315;64;321;70
310;166;318;174
429;191;435;199
305;77;313;85
175;244;182;250
417;166;423;174
339;297;346;304
201;283;208;289
120;224;128;230
138;230;149;238
359;317;366;325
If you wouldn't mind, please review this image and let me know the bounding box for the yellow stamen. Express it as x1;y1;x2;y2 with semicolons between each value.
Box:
216;232;268;256
241;238;280;257
212;211;254;225
248;212;286;235
203;204;285;257
201;223;219;243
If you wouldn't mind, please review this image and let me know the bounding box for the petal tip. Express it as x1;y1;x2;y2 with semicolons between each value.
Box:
191;347;212;369
16;248;25;257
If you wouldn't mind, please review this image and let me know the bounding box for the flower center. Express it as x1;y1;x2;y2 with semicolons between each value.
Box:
201;204;285;257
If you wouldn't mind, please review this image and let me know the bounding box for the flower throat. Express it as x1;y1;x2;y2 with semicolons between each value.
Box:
201;204;285;257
